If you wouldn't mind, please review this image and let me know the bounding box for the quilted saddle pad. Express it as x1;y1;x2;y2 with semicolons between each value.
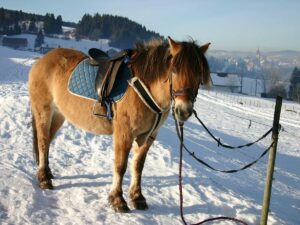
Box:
68;58;131;102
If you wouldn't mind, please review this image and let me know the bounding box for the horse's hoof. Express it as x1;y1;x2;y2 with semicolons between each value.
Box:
39;180;53;189
108;195;130;213
130;200;148;210
46;170;54;179
114;204;130;213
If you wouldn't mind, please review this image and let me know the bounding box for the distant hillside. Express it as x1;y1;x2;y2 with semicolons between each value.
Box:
0;7;163;49
76;13;163;48
0;8;76;31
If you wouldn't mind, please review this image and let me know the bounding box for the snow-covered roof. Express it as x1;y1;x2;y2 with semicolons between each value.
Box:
211;72;241;87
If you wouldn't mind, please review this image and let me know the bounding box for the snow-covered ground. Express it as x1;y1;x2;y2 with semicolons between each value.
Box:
5;33;113;53
0;45;299;225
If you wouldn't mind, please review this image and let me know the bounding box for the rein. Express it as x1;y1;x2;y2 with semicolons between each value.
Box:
169;75;247;224
174;113;248;225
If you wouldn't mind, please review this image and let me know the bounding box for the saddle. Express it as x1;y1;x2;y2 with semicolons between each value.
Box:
88;48;133;118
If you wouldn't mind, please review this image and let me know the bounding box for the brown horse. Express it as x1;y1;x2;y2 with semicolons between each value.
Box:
28;37;210;212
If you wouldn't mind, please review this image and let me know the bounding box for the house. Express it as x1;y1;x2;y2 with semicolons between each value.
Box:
210;72;241;93
2;37;28;49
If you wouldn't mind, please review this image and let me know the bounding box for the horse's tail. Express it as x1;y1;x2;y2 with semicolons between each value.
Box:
32;113;39;165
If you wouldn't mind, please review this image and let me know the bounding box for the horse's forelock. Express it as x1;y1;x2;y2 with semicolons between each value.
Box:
172;41;210;86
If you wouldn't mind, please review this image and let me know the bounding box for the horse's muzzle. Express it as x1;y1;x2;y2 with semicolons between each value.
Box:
174;101;193;122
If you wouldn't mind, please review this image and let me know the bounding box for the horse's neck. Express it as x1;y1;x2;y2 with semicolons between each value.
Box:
148;79;171;110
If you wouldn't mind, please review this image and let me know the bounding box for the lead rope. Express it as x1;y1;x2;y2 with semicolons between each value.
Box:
175;118;248;225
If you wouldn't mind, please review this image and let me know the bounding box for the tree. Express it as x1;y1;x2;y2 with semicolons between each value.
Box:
0;8;5;27
266;67;286;98
268;84;287;98
14;22;21;34
44;13;55;34
28;18;37;33
289;67;300;102
21;22;27;32
55;15;63;34
44;13;63;34
34;29;44;49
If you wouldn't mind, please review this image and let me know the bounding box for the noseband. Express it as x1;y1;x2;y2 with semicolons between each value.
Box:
170;75;198;103
172;88;195;102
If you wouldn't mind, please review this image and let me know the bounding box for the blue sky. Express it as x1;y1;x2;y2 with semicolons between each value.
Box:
1;0;299;51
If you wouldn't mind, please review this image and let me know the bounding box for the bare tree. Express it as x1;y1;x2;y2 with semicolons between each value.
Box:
266;67;287;98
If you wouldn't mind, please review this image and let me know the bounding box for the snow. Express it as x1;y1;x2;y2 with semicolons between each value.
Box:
211;73;241;87
0;45;299;225
5;34;114;53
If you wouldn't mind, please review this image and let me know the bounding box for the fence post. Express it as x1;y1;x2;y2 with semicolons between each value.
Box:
260;96;282;225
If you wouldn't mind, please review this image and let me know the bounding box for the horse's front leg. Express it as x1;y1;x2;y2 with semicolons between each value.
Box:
108;129;133;213
129;138;154;210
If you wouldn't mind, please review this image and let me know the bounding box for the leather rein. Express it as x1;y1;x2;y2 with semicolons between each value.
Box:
169;68;247;225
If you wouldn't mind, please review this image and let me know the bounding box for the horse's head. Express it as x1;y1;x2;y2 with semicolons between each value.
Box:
168;37;211;122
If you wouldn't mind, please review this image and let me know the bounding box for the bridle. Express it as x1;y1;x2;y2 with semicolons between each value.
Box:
169;70;199;106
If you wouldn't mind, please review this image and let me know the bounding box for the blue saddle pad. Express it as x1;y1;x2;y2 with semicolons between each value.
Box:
68;58;131;102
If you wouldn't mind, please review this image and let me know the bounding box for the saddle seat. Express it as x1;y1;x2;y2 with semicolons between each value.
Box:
88;48;133;106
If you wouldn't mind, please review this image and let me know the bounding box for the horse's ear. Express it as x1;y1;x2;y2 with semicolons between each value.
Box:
199;43;211;53
168;36;181;56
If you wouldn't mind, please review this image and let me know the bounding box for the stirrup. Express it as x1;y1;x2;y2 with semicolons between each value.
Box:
92;101;113;120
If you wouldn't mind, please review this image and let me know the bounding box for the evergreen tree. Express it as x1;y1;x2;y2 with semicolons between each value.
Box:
44;13;63;34
14;22;21;34
19;10;24;21
21;22;27;32
44;13;54;34
55;15;63;34
0;8;5;27
34;29;45;49
28;17;37;33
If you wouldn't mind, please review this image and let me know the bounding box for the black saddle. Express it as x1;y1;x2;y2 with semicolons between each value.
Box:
88;48;133;117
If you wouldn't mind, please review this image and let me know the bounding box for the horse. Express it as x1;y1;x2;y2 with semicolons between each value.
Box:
28;36;211;212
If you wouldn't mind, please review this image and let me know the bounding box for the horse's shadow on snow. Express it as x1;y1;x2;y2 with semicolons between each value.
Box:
54;173;111;190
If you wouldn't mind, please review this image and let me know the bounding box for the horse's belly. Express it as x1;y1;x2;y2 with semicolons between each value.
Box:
52;76;113;135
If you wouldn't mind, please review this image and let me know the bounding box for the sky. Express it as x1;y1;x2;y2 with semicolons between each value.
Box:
1;0;299;52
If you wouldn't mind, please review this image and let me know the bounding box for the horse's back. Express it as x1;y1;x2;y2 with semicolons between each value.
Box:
29;48;85;90
29;48;113;135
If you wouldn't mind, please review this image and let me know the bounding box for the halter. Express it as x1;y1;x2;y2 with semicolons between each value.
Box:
169;71;199;104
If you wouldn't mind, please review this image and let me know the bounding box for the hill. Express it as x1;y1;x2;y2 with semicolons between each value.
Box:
76;13;162;49
0;7;76;29
0;7;162;49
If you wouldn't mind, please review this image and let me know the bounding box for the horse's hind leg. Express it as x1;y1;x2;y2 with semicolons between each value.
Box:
129;139;154;210
46;111;65;179
31;102;53;189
